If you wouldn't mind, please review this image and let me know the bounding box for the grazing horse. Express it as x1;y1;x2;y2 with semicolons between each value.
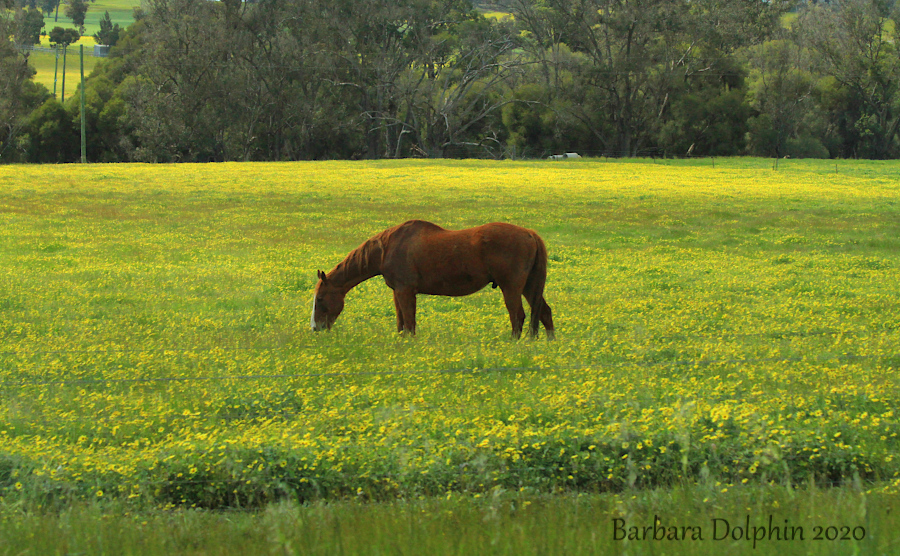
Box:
311;220;555;339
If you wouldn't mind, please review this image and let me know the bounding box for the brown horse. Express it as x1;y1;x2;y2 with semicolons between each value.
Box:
311;220;554;338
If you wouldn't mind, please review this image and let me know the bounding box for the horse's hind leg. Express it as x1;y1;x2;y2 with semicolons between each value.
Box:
540;297;555;340
500;287;526;339
524;294;555;340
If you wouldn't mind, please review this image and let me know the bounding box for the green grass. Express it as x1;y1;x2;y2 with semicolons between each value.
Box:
1;486;896;555
27;44;99;99
40;0;138;40
27;0;137;97
0;158;898;553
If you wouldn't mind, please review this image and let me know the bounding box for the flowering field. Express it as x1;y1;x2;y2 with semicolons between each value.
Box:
0;159;898;510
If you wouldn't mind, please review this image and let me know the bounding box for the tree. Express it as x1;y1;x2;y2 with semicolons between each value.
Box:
309;0;515;158
20;97;78;162
313;0;430;158
128;0;346;161
658;60;752;157
502;77;590;158
2;2;49;162
14;8;44;45
48;25;80;46
505;0;790;156
744;39;829;158
398;14;523;157
799;0;900;158
47;12;149;162
64;0;89;31
232;0;360;160
93;10;120;45
23;0;900;162
40;0;57;17
125;0;233;161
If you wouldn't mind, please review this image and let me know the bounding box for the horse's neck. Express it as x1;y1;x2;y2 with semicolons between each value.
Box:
328;238;383;292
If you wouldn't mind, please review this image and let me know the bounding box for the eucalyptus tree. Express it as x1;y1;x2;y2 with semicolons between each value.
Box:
93;11;121;46
14;7;44;45
226;0;357;160
799;0;900;158
313;0;519;158
744;38;828;158
503;0;790;156
1;0;48;161
126;0;235;161
64;0;89;32
394;6;523;157
125;0;360;161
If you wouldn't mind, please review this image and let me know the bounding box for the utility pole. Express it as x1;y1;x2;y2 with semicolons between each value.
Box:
52;44;59;98
80;44;86;164
61;45;67;100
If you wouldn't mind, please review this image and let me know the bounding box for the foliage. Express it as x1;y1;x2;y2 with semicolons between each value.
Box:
17;97;78;162
0;9;49;162
797;0;900;158
92;10;120;46
8;0;900;161
658;59;751;157
744;39;830;159
63;0;89;30
14;7;44;45
39;0;57;16
48;25;80;45
0;159;898;511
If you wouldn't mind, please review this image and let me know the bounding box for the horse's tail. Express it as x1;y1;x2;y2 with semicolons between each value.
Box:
526;230;548;337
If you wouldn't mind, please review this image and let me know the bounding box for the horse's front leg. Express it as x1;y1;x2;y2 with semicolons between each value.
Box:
392;288;417;334
393;293;405;332
500;286;526;339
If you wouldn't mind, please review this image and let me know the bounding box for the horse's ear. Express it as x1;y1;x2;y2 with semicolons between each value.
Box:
317;270;327;282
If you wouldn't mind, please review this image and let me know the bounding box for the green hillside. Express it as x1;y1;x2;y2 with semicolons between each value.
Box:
39;0;139;44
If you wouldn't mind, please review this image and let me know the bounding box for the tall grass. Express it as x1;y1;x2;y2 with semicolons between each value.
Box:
1;485;895;555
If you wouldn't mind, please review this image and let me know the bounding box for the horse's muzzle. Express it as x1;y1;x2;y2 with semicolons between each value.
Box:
311;320;331;332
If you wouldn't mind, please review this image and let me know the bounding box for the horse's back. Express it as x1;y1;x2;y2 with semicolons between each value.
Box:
381;221;540;296
469;222;537;246
389;220;538;257
387;219;447;240
393;221;536;259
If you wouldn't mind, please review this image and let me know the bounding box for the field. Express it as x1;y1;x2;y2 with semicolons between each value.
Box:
27;40;100;100
26;0;137;97
40;0;138;41
1;158;899;554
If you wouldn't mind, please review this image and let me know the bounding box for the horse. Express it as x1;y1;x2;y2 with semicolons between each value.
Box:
310;220;555;339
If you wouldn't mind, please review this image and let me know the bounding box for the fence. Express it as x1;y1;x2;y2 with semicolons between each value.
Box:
16;43;111;57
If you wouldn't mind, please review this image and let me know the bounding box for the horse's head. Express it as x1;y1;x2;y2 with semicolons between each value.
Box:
310;270;345;331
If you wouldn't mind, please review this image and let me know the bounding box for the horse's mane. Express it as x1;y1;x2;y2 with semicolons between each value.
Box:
327;229;389;287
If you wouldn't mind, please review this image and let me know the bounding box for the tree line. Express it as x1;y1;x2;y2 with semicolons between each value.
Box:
3;0;900;163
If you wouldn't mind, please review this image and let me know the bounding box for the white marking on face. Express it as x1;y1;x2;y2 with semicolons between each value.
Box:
310;295;317;331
